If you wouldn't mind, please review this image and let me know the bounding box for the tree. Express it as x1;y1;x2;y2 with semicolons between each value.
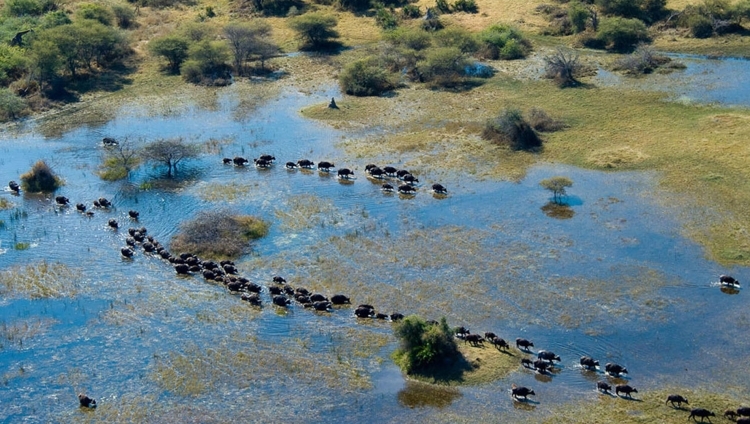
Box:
392;315;459;374
29;39;61;89
416;47;470;86
99;138;141;180
569;1;591;33
288;13;339;50
0;88;27;121
544;47;584;87
149;35;189;74
76;3;115;26
141;138;200;176
540;176;573;204
224;21;278;75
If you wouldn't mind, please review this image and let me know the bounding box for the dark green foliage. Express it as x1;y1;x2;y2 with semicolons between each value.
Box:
384;27;431;50
40;10;71;28
540;176;573;204
595;0;667;23
76;3;115;26
417;46;470;86
38;22;129;77
4;0;50;17
392;316;460;374
435;0;450;13
689;14;714;38
28;39;60;88
0;88;26;121
477;24;531;60
596;17;650;52
452;0;477;13
288;13;339;50
182;40;231;84
375;4;399;30
179;22;214;42
433;26;479;53
339;58;394;96
482;108;542;151
0;45;28;86
111;4;135;28
336;0;371;11
204;5;216;17
401;4;421;19
20;160;62;192
568;1;590;33
149;35;190;74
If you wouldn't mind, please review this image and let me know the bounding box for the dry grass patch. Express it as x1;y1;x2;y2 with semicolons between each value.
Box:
587;146;649;169
0;261;82;299
195;181;262;202
171;209;269;259
274;194;343;230
0;198;13;210
408;343;523;386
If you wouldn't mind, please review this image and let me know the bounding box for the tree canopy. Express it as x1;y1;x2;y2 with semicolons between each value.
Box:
142;138;200;176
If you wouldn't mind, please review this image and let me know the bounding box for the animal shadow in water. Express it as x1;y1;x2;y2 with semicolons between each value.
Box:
617;395;642;402
534;372;553;384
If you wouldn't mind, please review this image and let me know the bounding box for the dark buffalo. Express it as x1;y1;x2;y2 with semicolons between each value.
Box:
310;293;328;302
368;167;385;179
121;247;134;258
125;237;136;246
233;156;249;166
511;385;535;401
358;304;375;310
666;394;689;408
725;410;738;420
396;169;411;179
313;301;332;311
98;198;111;207
108;219;118;229
537;350;561;362
283;285;295;295
484;332;498;340
102;137;118;146
227;281;243;292
337;168;354;179
295;287;310;296
533;359;549;373
605;363;628;376
285;161;298;169
269;286;283;295
331;294;351;305
365;164;378;172
78;393;97;408
516;338;534;350
254;158;272;168
491;337;510;350
142;242;155;252
390;313;404;321
8;180;20;193
383;166;397;176
76;203;87;212
174;264;190;275
398;184;416;195
241;293;262;306
720;274;741;287
521;358;534;369
317;161;335;171
375;313;389;320
55;196;70;205
245;283;262;293
580;356;599;369
688;408;715;422
431;184;448;195
615;384;638;398
381;183;395;193
355;306;374;318
737;418;750;424
223;264;238;275
128;210;139;219
596;381;612;394
402;174;419;184
273;276;287;284
739;407;750;417
272;295;291;307
295;294;311;304
297;159;315;169
464;334;485;346
258;154;276;163
202;270;216;280
223;158;232;164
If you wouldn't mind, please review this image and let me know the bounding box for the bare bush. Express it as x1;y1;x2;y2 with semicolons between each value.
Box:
544;47;584;87
20;160;63;192
482;108;542;151
528;108;567;132
171;209;269;259
615;45;671;75
142;137;200;177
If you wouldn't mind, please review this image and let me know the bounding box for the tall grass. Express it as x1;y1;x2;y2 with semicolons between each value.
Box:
0;261;81;299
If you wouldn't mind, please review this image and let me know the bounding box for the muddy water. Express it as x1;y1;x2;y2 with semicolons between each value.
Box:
0;82;748;422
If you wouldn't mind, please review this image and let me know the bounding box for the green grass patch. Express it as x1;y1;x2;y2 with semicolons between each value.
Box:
13;242;30;250
403;343;523;386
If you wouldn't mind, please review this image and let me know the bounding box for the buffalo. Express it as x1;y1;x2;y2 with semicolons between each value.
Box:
596;381;612;394
355;306;374;318
337;168;354;179
390;313;404;321
605;363;628;376
666;394;689;408
464;334;485;346
331;294;351;305
688;408;715;422
121;247;134;258
78;393;97;408
128;210;139;219
381;183;395;193
55;196;70;205
537;350;561;362
580;356;599;369
297;159;315;169
398;184;416;195
8;180;20;193
108;219;118;229
511;385;535;401
615;384;638;398
272;295;291;307
285;161;298;169
233;156;249;166
431;184;448;195
516;338;534;351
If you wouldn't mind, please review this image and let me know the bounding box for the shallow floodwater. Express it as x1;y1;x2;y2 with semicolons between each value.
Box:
594;53;750;107
0;81;749;422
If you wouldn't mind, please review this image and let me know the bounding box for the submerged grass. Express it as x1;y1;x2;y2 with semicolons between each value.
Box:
274;194;343;231
539;388;749;424
195;181;262;202
0;198;13;210
0;261;81;299
0;318;56;350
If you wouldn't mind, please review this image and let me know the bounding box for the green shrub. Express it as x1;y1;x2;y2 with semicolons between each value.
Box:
477;24;531;60
112;4;135;28
339;58;394;96
568;1;590;33
0;88;26;121
20;160;62;192
384;27;431;50
688;14;714;38
401;4;421;18
596;0;641;18
596;17;650;52
452;0;477;13
0;45;28;86
375;4;399;29
4;0;44;16
482;108;542;151
336;0;371;11
528;107;566;132
435;0;450;13
288;13;339;50
433;26;479;53
180;60;202;83
392;316;460;374
41;10;71;28
76;3;114;26
417;46;470;86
